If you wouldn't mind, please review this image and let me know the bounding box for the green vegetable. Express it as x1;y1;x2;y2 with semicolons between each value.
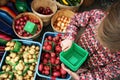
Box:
66;0;74;6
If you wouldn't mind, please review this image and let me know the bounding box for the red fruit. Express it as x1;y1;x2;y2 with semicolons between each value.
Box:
43;59;48;64
38;64;43;72
50;58;55;64
42;70;45;74
47;36;52;41
55;45;62;52
55;36;59;41
44;70;49;75
42;46;46;50
56;65;60;70
50;52;56;58
44;41;49;46
57;33;62;37
60;68;67;75
44;53;50;59
53;71;61;77
56;57;60;60
44;66;50;71
55;59;60;65
52;37;56;42
45;45;52;51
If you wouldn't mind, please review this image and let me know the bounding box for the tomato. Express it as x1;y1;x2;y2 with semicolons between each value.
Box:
56;65;61;70
44;65;50;71
43;59;48;64
45;44;52;51
55;45;62;52
44;53;50;59
50;58;55;64
55;59;60;65
53;71;61;77
44;70;49;75
50;52;56;58
47;36;52;41
60;68;67;75
38;64;43;72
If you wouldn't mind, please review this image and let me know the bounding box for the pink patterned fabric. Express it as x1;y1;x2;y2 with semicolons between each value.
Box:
64;9;120;80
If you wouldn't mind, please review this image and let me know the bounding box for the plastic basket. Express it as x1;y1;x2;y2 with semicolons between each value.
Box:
36;32;71;80
60;42;88;72
0;39;42;80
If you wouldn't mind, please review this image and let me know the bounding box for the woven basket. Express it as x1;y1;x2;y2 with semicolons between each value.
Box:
31;0;57;26
12;12;43;39
51;9;74;33
55;0;84;12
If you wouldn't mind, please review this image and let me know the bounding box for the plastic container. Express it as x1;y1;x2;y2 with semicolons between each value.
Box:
31;0;57;26
0;39;42;80
60;42;88;72
36;32;71;80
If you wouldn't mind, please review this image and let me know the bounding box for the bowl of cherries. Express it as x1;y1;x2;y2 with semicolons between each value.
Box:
13;12;43;39
31;0;57;26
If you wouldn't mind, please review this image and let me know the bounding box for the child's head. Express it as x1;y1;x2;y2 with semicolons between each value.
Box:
97;1;120;51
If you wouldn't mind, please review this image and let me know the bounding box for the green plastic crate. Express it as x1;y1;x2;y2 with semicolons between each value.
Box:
60;42;88;72
24;21;37;35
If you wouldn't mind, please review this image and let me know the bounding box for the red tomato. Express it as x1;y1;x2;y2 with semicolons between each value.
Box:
47;36;52;41
44;70;49;75
60;68;67;75
50;52;56;58
50;58;55;64
53;71;61;77
44;53;50;59
38;64;43;72
45;44;52;51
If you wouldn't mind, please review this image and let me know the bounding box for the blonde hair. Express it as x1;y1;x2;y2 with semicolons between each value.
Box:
97;1;120;50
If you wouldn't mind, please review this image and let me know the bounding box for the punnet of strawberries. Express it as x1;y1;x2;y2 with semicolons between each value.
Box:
38;33;68;78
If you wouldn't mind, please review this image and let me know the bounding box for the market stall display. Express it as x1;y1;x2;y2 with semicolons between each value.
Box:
12;12;43;39
31;0;57;26
51;9;74;33
0;39;42;80
37;32;71;80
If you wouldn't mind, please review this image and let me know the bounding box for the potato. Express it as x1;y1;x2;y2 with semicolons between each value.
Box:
27;70;33;76
14;56;19;62
5;47;11;51
10;41;15;47
31;45;35;49
6;56;11;61
31;77;34;80
29;66;34;71
35;46;40;51
29;50;34;54
28;54;32;59
10;52;16;58
29;59;35;63
17;76;23;80
10;47;14;50
2;65;7;71
22;45;25;49
0;73;8;78
17;70;22;75
24;58;28;63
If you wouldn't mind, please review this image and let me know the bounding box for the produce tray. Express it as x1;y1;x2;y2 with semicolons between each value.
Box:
0;39;42;80
36;32;71;80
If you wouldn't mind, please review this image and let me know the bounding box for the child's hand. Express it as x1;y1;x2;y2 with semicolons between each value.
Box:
60;39;73;51
61;63;79;80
